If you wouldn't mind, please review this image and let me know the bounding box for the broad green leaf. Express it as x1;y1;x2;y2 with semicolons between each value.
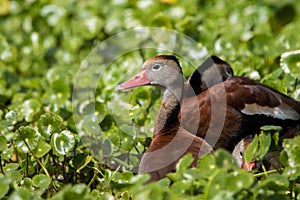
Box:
176;153;193;172
4;110;17;124
15;126;39;153
32;140;51;158
37;112;63;139
48;79;70;105
0;135;7;151
280;50;300;79
51;130;75;156
244;133;271;162
2;168;22;182
282;136;300;180
0;177;10;199
8;188;38;200
20;99;41;122
196;154;217;178
32;174;51;191
61;184;89;199
210;149;236;170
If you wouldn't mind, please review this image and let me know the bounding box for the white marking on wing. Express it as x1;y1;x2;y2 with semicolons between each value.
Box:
242;103;300;120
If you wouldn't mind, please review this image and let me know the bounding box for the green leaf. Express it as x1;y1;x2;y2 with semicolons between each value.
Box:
15;126;39;153
244;133;271;162
37;112;63;139
280;49;300;79
62;184;90;199
0;135;7;151
8;188;38;200
0;177;10;199
176;153;193;172
51;130;75;156
282;136;300;180
196;154;217;178
20;99;41;122
214;149;237;168
32;139;51;158
32;174;51;191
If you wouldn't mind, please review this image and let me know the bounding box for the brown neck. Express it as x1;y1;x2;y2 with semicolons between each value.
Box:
154;86;183;135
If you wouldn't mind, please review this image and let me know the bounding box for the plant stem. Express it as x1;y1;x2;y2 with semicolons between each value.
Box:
17;130;51;178
63;155;66;183
26;153;29;177
203;169;220;200
0;153;4;174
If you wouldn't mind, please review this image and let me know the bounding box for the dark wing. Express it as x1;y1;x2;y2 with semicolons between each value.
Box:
226;76;300;121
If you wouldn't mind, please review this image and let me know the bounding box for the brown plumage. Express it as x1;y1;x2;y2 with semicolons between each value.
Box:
117;55;213;181
180;75;300;151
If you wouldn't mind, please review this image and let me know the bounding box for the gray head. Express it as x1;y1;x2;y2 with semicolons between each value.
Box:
118;55;184;92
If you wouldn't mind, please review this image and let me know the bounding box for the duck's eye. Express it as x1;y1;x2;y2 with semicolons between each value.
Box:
226;68;233;76
152;64;162;71
239;151;243;157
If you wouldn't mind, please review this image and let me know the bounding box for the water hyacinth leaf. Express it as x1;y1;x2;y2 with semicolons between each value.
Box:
252;174;289;197
282;136;300;180
176;153;193;172
32;174;51;191
3;163;19;174
51;130;75;156
209;169;254;198
61;184;90;199
79;101;107;124
244;133;271;162
32;140;51;158
280;50;300;79
23;177;32;189
214;149;237;168
4;110;18;124
72;16;104;39
20;99;41;122
196;154;217;178
8;188;38;200
0;179;9;199
0;135;7;151
37;112;63;139
49;79;70;105
257;132;272;157
15;126;39;153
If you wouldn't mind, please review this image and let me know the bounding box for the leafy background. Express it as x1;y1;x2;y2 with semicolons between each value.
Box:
0;0;300;199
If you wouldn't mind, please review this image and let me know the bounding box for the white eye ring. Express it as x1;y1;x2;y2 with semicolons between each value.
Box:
152;64;162;71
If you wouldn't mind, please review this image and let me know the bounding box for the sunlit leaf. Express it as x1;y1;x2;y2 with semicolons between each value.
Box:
0;179;9;199
282;136;300;180
37;112;63;139
244;133;271;162
8;188;38;200
280;49;300;79
0;135;7;151
51;130;75;156
32;140;51;158
20;99;41;122
32;174;51;191
15;126;39;153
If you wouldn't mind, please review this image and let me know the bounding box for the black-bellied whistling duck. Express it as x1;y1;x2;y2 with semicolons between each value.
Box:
184;55;234;97
180;67;300;151
232;135;256;170
117;55;213;181
232;135;282;171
